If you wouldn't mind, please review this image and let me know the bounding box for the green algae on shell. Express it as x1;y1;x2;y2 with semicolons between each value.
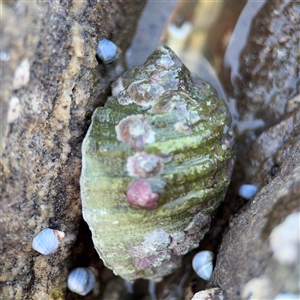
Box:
80;45;234;282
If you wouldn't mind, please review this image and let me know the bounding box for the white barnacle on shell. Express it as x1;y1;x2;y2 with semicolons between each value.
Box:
97;38;118;64
32;228;65;255
67;267;96;296
192;250;214;281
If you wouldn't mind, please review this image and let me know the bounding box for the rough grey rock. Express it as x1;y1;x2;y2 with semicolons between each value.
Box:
208;112;300;298
0;1;145;299
205;1;300;299
232;0;300;133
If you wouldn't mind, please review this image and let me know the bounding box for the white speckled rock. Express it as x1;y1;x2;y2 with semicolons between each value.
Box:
269;211;300;265
192;288;225;300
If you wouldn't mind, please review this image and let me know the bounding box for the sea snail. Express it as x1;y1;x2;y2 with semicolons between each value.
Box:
32;228;65;255
80;45;234;282
97;39;118;64
238;184;257;200
67;267;96;296
192;250;214;281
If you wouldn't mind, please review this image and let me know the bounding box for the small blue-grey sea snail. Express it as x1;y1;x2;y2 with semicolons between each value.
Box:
97;39;118;64
238;184;257;200
192;250;214;281
67;267;96;296
32;228;65;255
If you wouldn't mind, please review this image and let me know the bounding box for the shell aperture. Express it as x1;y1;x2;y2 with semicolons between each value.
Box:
80;46;234;282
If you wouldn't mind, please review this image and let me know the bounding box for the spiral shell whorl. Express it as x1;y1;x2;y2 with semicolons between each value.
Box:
32;228;65;255
67;267;96;296
80;46;234;281
192;250;215;281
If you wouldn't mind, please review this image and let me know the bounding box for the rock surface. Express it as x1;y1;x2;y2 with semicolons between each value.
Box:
0;1;145;298
209;121;299;298
232;0;299;134
207;1;300;299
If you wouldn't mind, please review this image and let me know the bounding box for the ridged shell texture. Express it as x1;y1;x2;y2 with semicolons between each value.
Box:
80;46;234;281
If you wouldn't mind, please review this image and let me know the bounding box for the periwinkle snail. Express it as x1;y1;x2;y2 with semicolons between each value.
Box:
192;250;214;281
32;228;65;255
67;267;96;296
80;45;234;281
238;184;257;200
97;39;118;64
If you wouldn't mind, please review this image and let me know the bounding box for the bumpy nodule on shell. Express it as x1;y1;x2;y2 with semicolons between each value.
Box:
80;46;234;281
67;267;96;296
32;228;65;255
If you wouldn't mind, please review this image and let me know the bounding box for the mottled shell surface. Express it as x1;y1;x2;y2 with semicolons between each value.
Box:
97;39;118;64
32;228;65;255
67;267;96;296
80;46;234;282
192;250;214;281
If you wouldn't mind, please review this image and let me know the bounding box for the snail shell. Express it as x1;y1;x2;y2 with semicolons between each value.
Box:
97;39;118;64
192;250;214;281
80;45;234;281
67;267;96;296
32;228;65;255
238;184;257;199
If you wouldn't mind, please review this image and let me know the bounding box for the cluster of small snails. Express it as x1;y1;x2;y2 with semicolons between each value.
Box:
32;228;96;296
30;39;119;297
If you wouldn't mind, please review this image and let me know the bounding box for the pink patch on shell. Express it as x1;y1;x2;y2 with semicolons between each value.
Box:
126;180;159;210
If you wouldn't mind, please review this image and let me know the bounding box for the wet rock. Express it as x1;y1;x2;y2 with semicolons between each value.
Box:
187;2;300;299
0;1;146;298
208;118;300;298
156;2;299;298
238;108;300;188
232;0;300;134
